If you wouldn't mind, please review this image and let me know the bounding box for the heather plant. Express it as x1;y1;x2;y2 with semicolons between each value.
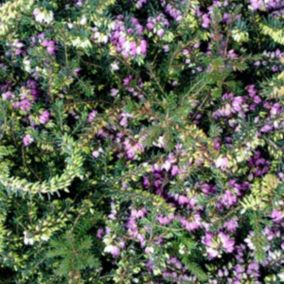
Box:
0;0;283;283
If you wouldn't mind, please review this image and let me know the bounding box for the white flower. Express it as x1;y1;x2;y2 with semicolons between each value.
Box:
111;62;119;71
145;246;154;254
23;231;35;245
71;37;92;49
278;271;284;281
40;234;50;242
80;16;87;25
23;57;32;73
153;136;165;148
33;8;54;24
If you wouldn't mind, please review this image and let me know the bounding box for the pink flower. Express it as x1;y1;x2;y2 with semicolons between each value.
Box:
39;110;50;124
219;190;237;209
157;214;174;225
2;91;14;100
92;147;103;158
139;40;147;56
223;218;239;233
260;124;273;133
23;134;34;146
104;244;120;257
87;110;97;123
270;103;282;116
41;40;56;55
13;99;32;112
201;14;211;28
271;209;283;223
171;165;180;176
96;228;104;239
215;156;229;171
110;88;119;97
177;195;190;205
219;232;235;253
232;96;244;112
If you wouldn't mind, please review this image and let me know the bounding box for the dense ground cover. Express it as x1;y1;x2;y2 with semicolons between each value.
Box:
0;0;283;283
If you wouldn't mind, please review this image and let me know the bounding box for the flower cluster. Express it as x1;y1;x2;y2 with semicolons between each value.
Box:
110;16;147;60
0;0;283;283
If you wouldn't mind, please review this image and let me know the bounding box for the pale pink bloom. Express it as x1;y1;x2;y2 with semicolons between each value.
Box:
215;156;229;170
23;134;34;146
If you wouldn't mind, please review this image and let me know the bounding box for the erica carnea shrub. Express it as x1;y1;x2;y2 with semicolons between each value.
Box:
0;0;283;283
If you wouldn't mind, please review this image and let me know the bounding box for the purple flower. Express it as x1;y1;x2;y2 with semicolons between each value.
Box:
96;228;104;239
248;151;270;177
232;96;244;112
270;103;282;116
261;124;273;133
247;262;260;277
123;139;143;160
110;16;147;59
202;233;219;258
177;195;190;205
219;190;237;209
13;99;32;112
203;232;235;259
178;215;202;232
131;208;147;218
200;183;216;195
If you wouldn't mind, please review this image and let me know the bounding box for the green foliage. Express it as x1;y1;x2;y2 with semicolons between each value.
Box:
46;232;99;284
0;0;283;283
